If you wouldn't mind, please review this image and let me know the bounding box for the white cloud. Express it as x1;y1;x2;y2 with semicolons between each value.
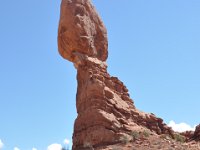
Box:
14;147;20;150
168;120;196;132
63;139;70;145
32;148;37;150
47;143;62;150
0;139;4;149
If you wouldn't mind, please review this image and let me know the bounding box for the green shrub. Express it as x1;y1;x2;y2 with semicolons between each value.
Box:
130;131;139;141
120;135;130;144
174;134;185;143
142;130;150;138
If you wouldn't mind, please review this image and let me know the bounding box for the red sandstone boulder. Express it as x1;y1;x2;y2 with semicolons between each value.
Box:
58;0;108;63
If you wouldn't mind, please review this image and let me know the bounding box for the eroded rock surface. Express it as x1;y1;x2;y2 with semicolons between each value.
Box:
58;0;174;149
58;0;108;63
190;124;200;141
71;56;174;149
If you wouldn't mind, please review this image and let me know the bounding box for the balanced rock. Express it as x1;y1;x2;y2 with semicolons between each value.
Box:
58;0;108;63
58;0;173;149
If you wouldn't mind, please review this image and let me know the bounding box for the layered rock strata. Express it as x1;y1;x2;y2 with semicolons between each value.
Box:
71;56;173;149
58;0;173;149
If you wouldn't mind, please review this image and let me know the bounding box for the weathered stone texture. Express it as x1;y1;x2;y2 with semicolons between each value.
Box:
58;0;174;149
190;124;200;141
58;0;108;63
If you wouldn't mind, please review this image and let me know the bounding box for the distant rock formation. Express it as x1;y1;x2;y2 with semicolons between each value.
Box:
190;124;200;141
181;131;194;141
58;0;174;149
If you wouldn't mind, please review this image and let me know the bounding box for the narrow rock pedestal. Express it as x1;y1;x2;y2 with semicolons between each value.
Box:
57;0;173;149
73;56;136;149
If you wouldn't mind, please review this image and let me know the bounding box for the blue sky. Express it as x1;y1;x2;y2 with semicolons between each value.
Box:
0;0;200;149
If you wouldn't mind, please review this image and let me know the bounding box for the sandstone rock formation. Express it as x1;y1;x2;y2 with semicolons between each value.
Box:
58;0;108;63
181;131;194;141
58;0;174;149
190;124;200;141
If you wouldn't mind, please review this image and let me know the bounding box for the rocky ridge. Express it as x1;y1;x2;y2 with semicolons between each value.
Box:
58;0;200;149
189;125;200;141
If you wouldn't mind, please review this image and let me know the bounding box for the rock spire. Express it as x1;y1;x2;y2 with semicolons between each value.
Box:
58;0;173;149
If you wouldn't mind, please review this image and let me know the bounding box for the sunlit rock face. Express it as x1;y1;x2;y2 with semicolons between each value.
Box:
58;0;173;149
58;0;108;63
